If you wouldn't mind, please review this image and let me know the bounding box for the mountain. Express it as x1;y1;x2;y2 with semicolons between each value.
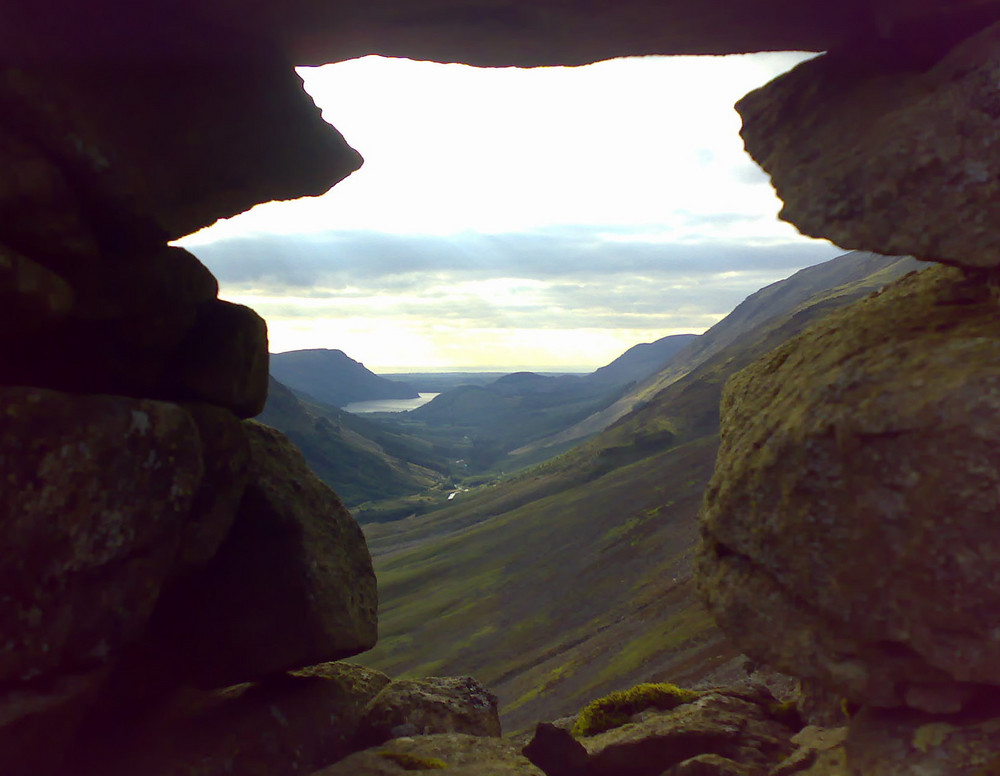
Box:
514;252;923;457
269;348;419;407
392;336;699;472
586;333;698;387
257;376;448;508
356;251;923;732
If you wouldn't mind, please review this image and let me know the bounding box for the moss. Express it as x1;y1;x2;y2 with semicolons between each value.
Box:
572;682;702;737
377;751;448;770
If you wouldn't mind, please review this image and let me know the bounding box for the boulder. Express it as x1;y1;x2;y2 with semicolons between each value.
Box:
663;754;755;776
94;662;390;776
0;243;73;332
0;124;97;262
738;21;1000;269
168;300;269;418
0;44;361;251
311;733;543;776
174;402;250;574
844;705;1000;775
699;265;1000;711
0;387;202;685
580;689;796;776
358;676;501;746
148;421;377;689
0;388;203;773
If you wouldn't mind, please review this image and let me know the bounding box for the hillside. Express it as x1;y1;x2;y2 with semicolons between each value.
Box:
270;348;419;407
514;251;923;458
257;376;449;508
357;251;923;732
383;336;699;473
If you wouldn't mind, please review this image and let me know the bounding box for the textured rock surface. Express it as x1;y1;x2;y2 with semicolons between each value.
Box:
7;0;1000;69
359;676;502;746
0;52;361;249
168;300;270;418
739;21;1000;268
149;421;377;689
0;243;73;331
580;688;796;776
312;733;544;775
699;265;1000;711
0;388;202;684
844;705;1000;775
95;662;390;776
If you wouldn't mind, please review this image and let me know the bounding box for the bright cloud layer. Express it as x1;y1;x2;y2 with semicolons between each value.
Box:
180;53;840;368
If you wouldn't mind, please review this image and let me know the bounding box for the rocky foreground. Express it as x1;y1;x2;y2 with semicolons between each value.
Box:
3;0;1000;774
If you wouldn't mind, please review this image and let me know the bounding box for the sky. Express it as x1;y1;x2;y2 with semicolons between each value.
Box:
179;53;841;370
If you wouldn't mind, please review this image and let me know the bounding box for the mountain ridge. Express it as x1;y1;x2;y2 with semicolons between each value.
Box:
270;348;419;408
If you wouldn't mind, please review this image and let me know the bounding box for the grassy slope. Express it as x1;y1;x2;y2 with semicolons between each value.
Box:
257;377;448;508
358;253;922;732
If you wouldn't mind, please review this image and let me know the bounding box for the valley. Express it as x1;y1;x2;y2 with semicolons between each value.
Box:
260;251;924;731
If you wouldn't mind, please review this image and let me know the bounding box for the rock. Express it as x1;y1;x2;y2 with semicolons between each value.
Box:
173;403;250;574
522;722;589;776
0;668;109;776
738;21;1000;269
0;388;203;773
0;387;202;685
148;421;377;689
664;754;756;776
0;243;73;332
93;662;390;776
581;690;796;776
0;44;361;250
845;704;1000;775
312;733;544;775
699;264;1000;711
73;245;218;322
358;676;501;747
770;727;847;776
168;300;269;418
0;124;97;262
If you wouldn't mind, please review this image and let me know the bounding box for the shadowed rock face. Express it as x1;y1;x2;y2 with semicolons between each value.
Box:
738;19;1000;269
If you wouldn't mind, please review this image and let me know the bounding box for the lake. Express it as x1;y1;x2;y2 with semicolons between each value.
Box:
342;392;440;414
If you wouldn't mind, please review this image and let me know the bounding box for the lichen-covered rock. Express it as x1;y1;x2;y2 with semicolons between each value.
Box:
664;753;756;776
168;300;269;418
358;676;501;746
0;387;202;684
149;421;377;689
312;733;543;776
738;21;1000;269
0;388;203;774
699;264;1000;712
581;689;797;776
97;662;390;776
770;726;848;776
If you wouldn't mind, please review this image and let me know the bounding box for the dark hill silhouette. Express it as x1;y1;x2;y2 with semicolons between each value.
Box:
270;348;418;407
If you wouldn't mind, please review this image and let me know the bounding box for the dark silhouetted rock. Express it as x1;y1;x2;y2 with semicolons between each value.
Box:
581;690;795;776
174;402;250;574
0;243;73;332
699;265;1000;712
99;662;390;776
149;421;377;689
358;676;501;747
169;300;269;418
523;722;589;776
738;21;1000;269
